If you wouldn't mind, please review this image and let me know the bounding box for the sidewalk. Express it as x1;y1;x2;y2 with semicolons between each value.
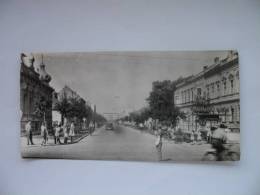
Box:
21;131;90;147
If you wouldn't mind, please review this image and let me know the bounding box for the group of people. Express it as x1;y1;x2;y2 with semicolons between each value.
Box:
24;120;76;146
154;122;230;161
190;130;202;144
53;122;75;145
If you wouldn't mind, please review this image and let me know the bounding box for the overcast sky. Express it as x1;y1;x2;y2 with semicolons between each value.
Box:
33;51;228;115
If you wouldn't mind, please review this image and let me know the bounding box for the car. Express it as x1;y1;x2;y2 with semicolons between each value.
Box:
105;123;114;130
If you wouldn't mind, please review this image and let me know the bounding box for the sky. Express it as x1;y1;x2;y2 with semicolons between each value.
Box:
32;51;228;115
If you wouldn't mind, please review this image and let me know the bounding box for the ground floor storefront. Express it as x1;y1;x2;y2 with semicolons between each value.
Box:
177;101;240;133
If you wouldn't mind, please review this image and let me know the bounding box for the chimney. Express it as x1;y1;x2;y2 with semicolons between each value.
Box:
227;50;234;60
203;65;208;71
214;57;220;65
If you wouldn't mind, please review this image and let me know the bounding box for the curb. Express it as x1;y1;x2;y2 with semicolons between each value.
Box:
73;132;90;143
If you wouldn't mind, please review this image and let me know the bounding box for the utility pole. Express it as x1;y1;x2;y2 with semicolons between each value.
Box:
94;104;96;130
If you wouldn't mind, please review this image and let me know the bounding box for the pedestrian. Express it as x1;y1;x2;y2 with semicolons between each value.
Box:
25;121;34;145
190;131;195;144
207;129;212;143
155;126;163;161
90;121;94;135
69;122;75;143
63;122;68;144
211;124;228;159
41;122;48;146
89;122;93;135
53;124;57;144
55;123;61;144
197;130;202;144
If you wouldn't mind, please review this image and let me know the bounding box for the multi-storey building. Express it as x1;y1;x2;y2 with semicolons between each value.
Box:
174;51;240;132
56;85;82;101
52;85;87;124
20;53;54;134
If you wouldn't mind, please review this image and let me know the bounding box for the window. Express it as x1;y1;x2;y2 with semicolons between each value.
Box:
217;82;220;92
54;93;58;99
230;80;234;93
188;89;190;102
223;80;227;95
231;107;234;123
197;88;202;97
211;84;214;98
175;95;179;104
206;85;209;99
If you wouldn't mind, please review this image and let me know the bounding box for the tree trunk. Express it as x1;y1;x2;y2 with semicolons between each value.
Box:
43;112;46;123
61;114;64;125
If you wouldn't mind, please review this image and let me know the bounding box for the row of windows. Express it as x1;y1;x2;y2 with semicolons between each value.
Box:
176;75;239;104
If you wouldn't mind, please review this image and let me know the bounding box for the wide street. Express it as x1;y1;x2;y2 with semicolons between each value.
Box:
21;125;212;162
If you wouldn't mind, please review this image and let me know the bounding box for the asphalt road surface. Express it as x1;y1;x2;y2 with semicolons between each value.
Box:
21;125;211;162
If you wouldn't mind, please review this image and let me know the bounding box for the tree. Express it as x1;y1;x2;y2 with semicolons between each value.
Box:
66;98;90;120
53;96;72;124
146;80;182;126
34;96;52;123
129;107;151;124
93;112;107;124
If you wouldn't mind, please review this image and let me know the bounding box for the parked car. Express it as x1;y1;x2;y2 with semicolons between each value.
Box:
105;123;114;130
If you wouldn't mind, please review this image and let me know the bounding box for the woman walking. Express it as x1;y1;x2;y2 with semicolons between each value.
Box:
41;122;48;146
197;130;202;144
69;122;75;143
155;127;163;161
190;131;195;144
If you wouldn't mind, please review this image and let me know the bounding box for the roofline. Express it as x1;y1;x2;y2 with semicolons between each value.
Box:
175;53;238;89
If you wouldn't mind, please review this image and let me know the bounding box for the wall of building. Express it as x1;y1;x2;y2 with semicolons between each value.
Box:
175;52;240;131
20;55;54;134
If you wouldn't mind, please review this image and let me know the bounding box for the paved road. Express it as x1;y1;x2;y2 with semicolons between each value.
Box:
21;125;211;161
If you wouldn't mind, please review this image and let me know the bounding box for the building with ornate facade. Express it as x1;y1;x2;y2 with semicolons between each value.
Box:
20;53;54;134
174;51;240;132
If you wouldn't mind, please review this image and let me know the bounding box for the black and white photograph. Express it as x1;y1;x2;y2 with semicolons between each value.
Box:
3;0;260;194
20;50;240;162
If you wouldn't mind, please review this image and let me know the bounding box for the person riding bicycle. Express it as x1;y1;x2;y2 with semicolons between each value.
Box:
211;123;228;160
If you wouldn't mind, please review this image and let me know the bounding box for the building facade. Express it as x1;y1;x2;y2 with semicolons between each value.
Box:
52;85;87;124
174;51;240;132
56;85;82;101
20;53;54;134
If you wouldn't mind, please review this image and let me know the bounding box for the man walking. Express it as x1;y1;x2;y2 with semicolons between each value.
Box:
155;126;163;161
55;123;61;144
25;121;34;145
